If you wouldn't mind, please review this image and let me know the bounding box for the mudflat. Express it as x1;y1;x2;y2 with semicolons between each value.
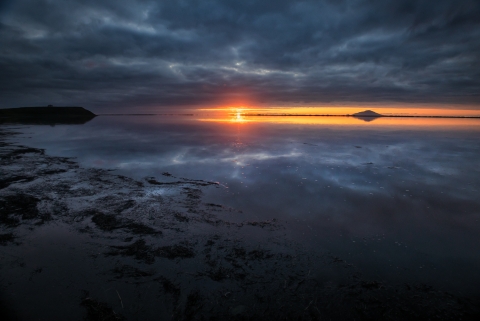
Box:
1;125;479;321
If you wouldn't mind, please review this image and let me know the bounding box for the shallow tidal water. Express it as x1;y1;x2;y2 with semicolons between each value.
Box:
2;111;480;319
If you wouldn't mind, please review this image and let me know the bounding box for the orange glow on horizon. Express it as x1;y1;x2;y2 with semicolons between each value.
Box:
198;106;480;117
189;104;480;130
198;114;480;130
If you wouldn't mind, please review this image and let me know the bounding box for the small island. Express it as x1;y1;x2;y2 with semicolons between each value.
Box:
352;110;383;122
352;110;383;117
0;106;96;125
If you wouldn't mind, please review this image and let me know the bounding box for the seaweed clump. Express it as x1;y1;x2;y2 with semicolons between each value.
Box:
0;233;15;245
0;194;49;226
91;212;160;235
107;239;195;264
81;297;125;321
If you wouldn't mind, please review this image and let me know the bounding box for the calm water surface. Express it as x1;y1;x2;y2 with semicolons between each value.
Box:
8;112;480;294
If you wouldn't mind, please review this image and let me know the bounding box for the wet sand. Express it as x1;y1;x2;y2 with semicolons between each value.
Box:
1;126;479;320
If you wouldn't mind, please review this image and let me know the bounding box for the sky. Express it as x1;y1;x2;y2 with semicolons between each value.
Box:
0;0;479;112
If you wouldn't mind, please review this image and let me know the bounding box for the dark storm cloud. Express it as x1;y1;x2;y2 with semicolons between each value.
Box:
0;0;479;110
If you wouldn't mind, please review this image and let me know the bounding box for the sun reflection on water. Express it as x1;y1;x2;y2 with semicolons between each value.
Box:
233;109;246;122
196;108;480;130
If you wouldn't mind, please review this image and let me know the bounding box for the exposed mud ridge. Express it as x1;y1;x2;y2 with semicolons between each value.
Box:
0;193;51;226
107;239;195;264
81;295;126;321
1;127;480;321
110;265;154;280
91;212;160;235
0;232;15;245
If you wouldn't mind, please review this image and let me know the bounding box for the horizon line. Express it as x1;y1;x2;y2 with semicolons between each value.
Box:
240;114;480;119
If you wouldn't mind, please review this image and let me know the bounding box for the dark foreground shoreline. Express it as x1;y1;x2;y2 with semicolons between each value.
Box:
1;125;479;320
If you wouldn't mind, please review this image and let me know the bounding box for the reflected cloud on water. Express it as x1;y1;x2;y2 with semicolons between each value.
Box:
8;114;480;291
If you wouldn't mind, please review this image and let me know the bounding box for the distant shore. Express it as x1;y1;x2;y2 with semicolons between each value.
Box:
0;106;96;125
0;106;95;116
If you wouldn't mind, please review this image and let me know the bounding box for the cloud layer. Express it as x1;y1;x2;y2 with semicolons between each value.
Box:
1;0;479;110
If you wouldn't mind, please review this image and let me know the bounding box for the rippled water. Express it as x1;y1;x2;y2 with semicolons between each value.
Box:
7;112;480;295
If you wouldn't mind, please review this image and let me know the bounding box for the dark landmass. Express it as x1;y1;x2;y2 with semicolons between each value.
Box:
1;126;480;320
0;106;96;125
353;110;383;117
353;110;383;122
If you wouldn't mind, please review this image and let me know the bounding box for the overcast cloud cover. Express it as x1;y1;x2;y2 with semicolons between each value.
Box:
1;0;479;111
